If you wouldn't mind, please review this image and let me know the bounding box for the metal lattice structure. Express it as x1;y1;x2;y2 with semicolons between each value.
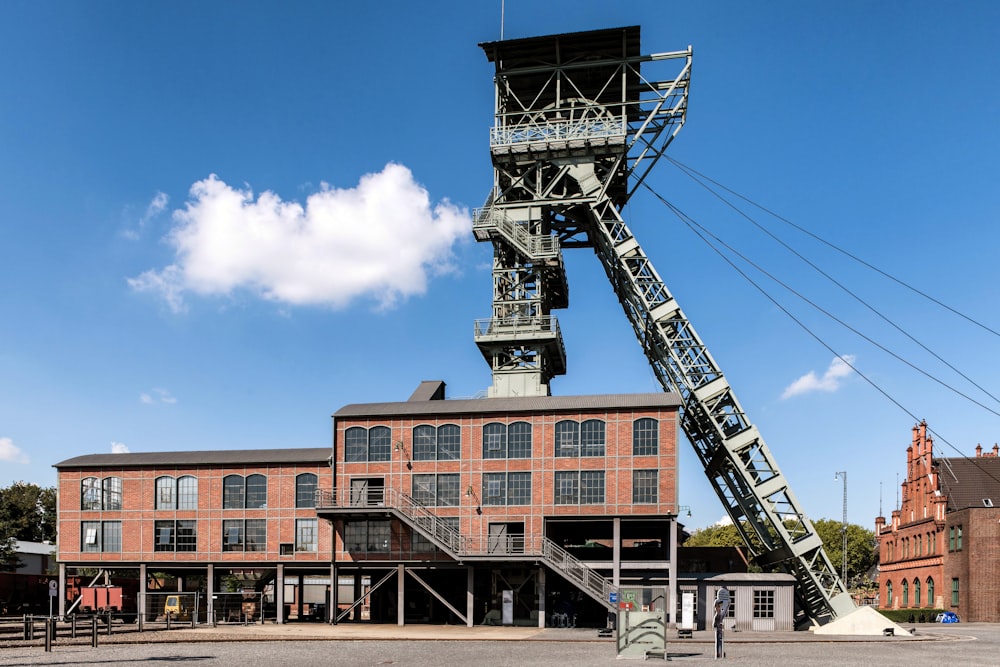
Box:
474;26;855;625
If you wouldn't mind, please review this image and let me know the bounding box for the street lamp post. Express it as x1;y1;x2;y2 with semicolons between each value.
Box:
834;471;848;588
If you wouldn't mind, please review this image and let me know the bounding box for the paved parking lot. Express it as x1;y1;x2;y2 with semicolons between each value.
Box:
0;622;996;666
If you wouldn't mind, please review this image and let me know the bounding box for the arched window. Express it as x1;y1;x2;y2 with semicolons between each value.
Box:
483;422;506;459
345;425;392;462
902;579;909;608
482;422;531;459
885;580;893;609
580;419;606;456
223;475;245;509
555;420;580;457
412;424;461;460
296;473;318;508
177;476;198;510
246;474;267;508
82;477;101;511
82;477;121;510
633;418;658;456
913;578;921;608
102;477;122;510
926;577;934;607
155;476;176;510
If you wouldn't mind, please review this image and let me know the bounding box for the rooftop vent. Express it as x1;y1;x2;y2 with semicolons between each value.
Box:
984;498;994;507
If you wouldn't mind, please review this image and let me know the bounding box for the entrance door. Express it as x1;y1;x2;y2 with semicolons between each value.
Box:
488;522;525;554
350;478;384;506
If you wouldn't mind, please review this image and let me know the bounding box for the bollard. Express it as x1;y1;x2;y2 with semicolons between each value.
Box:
23;615;32;641
106;612;112;636
44;618;52;652
138;611;144;633
166;612;172;630
71;614;77;639
91;615;99;647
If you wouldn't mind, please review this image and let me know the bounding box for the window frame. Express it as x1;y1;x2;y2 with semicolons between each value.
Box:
633;418;659;456
632;469;658;504
296;473;318;508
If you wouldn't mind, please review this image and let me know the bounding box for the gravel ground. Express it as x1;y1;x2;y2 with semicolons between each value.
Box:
0;622;995;666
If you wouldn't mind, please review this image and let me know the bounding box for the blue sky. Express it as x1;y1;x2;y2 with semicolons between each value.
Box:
1;1;998;531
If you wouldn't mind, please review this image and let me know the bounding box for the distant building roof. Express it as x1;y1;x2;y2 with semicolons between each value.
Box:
936;455;1000;511
14;541;55;556
53;447;331;470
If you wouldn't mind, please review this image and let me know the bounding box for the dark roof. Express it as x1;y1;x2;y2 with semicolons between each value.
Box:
334;391;681;420
54;448;331;470
936;455;1000;510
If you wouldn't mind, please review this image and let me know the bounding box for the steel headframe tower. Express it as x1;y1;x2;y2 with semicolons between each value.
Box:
474;26;855;625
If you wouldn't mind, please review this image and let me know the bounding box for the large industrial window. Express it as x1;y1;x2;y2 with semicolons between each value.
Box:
633;418;659;456
223;475;267;509
412;474;460;506
81;478;101;511
345;520;390;554
484;472;531;506
633;470;658;504
155;520;175;551
222;519;244;552
155;520;197;552
82;521;121;553
245;519;266;552
483;422;531;459
951;578;959;606
296;518;318;552
156;476;198;510
580;419;605;456
508;422;532;458
81;477;122;511
245;474;267;508
555;420;580;457
223;475;245;509
156;477;175;510
554;471;605;505
556;420;605;457
177;476;198;509
412;424;461;460
344;425;392;462
752;590;775;619
102;477;122;511
296;473;318;508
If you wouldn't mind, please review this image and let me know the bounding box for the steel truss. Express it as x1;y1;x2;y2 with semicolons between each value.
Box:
475;27;854;624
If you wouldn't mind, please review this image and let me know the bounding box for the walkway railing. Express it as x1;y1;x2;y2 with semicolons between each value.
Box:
315;487;614;608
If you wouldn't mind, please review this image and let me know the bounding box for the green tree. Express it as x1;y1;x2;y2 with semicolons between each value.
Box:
812;518;877;589
0;482;58;543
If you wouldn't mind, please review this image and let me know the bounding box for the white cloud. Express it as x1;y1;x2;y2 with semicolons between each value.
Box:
714;515;734;526
110;441;130;454
781;355;856;399
128;164;470;312
123;191;169;240
140;388;176;405
0;437;29;464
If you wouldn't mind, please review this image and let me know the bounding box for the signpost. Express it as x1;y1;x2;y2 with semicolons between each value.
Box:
713;587;731;659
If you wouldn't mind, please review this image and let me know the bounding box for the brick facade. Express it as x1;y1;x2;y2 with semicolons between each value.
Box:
876;421;1000;621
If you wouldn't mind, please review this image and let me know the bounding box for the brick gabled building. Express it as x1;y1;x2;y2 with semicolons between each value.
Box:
875;421;1000;621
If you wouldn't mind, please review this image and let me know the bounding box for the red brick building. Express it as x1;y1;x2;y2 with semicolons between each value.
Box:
875;421;1000;621
55;381;683;627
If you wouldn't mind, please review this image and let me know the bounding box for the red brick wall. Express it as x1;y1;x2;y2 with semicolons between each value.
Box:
58;461;333;564
334;405;679;562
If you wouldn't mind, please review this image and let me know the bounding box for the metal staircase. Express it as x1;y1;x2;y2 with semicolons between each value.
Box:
316;488;614;609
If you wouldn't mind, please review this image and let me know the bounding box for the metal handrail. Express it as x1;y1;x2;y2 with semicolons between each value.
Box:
471;207;560;259
491;117;627;147
316;487;613;607
473;315;562;338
